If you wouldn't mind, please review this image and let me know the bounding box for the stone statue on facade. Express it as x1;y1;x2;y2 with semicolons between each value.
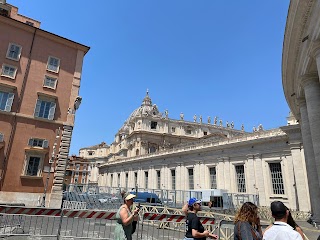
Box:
199;115;202;124
241;123;244;131
219;119;223;127
208;116;211;124
258;124;264;131
214;116;218;125
164;109;168;119
180;112;184;120
226;121;230;128
253;126;257;132
193;114;197;122
231;121;234;129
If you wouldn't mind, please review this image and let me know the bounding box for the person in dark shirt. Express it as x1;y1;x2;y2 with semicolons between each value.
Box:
184;197;218;240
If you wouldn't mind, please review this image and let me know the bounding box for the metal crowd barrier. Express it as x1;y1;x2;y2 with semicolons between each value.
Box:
2;204;304;240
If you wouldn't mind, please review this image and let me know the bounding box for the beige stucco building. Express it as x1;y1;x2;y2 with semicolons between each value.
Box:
0;2;89;207
80;92;311;212
282;0;320;224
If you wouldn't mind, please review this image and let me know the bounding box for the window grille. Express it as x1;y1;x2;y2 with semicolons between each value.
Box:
156;170;161;189
235;165;246;193
171;169;176;190
145;171;148;189
188;168;194;189
269;163;285;195
209;167;217;189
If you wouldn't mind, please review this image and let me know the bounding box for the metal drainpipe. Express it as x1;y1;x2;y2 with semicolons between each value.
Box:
0;27;37;190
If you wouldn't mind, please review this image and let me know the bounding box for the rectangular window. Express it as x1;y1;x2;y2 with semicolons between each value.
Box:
110;174;113;186
269;163;285;195
1;64;17;79
145;171;148;189
204;131;208;136
235;165;246;193
171;169;176;190
6;43;22;61
171;127;176;133
151;121;158;130
43;75;57;89
209;167;217;189
125;173;128;188
118;173;120;186
0;90;14;112
134;172;138;187
157;170;161;189
34;98;56;120
26;156;41;176
188;168;194;189
28;138;48;148
47;56;60;73
186;129;192;135
76;164;80;170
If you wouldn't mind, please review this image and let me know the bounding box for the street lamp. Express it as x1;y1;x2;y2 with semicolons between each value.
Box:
41;128;60;207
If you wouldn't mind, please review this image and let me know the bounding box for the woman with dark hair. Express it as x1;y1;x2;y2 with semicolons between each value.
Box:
184;197;218;239
114;191;140;240
234;202;262;240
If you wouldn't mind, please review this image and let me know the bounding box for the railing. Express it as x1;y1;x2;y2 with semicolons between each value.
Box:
103;128;286;166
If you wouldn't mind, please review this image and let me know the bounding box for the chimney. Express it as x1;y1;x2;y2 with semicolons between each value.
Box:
0;0;11;17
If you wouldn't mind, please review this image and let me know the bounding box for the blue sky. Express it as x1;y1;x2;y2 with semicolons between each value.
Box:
9;0;290;155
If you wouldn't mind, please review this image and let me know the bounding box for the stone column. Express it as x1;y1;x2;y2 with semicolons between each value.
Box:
301;75;320;187
217;158;225;189
223;158;231;192
299;97;320;222
246;155;256;194
253;154;267;206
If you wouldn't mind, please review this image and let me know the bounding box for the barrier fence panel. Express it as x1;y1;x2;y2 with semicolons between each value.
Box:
138;212;217;240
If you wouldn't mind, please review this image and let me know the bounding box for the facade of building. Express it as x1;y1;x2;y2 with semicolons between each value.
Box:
80;92;311;212
64;156;91;188
0;2;89;207
282;0;320;224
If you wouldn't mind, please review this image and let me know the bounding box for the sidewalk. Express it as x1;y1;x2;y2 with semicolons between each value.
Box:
296;221;320;240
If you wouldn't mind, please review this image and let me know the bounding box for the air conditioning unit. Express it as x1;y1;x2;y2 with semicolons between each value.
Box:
0;133;4;142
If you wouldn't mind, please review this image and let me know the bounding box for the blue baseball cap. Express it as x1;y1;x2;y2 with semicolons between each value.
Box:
188;197;202;206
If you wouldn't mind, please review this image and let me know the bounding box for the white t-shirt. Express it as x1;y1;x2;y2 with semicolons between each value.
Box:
263;221;303;240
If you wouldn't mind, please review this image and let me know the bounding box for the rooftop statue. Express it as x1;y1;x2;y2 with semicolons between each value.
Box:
180;112;184;120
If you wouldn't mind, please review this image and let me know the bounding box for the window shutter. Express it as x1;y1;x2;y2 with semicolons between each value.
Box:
34;99;41;117
48;102;56;120
4;93;14;112
43;140;49;148
28;138;34;146
13;45;19;59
